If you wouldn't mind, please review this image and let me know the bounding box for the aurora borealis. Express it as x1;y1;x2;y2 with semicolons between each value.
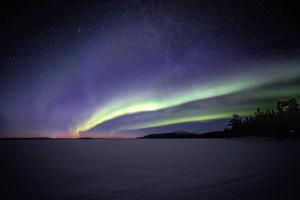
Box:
1;1;300;138
75;63;300;135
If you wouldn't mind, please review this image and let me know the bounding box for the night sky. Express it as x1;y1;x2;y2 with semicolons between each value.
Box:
1;0;300;138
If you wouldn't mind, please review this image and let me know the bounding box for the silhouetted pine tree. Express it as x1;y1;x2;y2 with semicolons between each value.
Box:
226;98;300;137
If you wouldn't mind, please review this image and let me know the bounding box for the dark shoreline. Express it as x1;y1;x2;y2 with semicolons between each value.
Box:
2;131;299;140
0;137;131;140
139;131;300;140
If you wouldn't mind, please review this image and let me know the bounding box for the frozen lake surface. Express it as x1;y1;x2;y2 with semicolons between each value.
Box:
1;139;300;200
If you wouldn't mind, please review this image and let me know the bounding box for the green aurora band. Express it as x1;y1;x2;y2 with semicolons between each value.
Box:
74;62;300;134
114;89;300;132
126;111;254;131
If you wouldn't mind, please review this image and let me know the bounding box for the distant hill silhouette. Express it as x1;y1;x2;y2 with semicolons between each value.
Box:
141;131;199;139
140;131;228;139
141;98;300;139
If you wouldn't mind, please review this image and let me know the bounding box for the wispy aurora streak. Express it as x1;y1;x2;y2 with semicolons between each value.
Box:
74;62;300;134
128;111;254;131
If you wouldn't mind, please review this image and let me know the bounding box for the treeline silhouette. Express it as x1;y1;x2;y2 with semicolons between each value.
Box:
225;98;300;137
141;98;300;139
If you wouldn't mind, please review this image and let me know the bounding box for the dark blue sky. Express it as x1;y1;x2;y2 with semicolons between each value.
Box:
0;0;300;137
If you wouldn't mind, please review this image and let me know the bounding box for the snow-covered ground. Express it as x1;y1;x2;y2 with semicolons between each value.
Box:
1;139;299;199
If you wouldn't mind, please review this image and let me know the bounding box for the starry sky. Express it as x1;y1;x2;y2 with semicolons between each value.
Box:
0;0;300;138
